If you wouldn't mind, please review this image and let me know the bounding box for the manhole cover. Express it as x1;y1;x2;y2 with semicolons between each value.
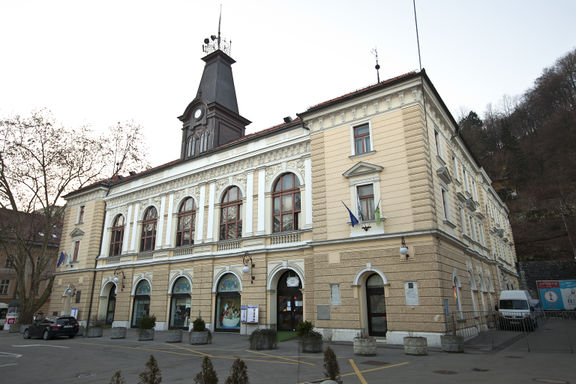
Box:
434;370;458;375
473;368;490;372
76;372;95;378
361;360;389;366
533;379;570;384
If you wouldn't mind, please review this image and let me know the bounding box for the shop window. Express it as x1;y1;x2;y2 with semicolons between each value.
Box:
215;274;241;332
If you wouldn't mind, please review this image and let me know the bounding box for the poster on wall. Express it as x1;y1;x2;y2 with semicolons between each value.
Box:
537;280;576;310
246;305;259;324
405;281;419;306
70;307;78;319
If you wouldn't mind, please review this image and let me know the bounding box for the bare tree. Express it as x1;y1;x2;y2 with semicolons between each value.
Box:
0;109;149;323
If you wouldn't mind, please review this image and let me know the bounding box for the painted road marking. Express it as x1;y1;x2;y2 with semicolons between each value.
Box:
246;349;316;367
0;352;23;358
349;359;368;384
0;363;18;368
12;344;70;349
300;361;410;384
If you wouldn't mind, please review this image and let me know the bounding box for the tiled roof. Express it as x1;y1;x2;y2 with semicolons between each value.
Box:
303;71;418;113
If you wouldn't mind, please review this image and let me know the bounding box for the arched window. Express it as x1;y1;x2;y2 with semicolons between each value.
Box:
220;186;242;240
272;173;301;232
109;214;125;256
176;197;196;247
140;207;158;252
215;273;241;332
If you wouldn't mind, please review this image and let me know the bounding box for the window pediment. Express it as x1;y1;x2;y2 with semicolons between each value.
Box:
70;228;85;238
342;162;383;178
436;166;452;184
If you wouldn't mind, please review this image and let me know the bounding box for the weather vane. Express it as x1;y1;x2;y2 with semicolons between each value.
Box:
202;5;232;56
371;47;381;83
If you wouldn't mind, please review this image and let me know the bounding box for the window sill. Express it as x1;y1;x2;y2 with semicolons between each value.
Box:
349;150;376;159
436;155;446;165
443;219;457;229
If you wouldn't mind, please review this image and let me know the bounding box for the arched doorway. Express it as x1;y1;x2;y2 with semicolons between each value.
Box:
169;277;191;330
106;285;117;325
131;280;151;328
366;274;387;336
215;274;241;332
277;270;303;331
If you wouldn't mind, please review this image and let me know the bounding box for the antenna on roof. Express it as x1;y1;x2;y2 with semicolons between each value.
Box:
413;0;423;71
371;47;381;83
202;4;232;56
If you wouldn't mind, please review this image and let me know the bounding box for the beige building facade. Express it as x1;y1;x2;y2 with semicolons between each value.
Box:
49;47;518;347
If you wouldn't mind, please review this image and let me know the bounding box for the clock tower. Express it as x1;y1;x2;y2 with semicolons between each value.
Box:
179;38;250;160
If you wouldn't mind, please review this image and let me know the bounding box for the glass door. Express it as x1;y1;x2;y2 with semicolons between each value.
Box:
366;274;387;336
277;271;303;331
106;287;116;325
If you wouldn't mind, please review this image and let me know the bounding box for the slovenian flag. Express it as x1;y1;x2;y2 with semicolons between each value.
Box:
342;201;359;227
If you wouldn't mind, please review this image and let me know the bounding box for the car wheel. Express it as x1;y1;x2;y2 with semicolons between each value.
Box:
23;329;30;339
43;330;51;340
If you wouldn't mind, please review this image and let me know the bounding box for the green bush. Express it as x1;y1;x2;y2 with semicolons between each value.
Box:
296;321;314;337
138;355;162;384
225;358;249;384
194;356;218;384
248;328;276;341
139;315;156;330
192;317;206;332
109;370;125;384
323;346;340;381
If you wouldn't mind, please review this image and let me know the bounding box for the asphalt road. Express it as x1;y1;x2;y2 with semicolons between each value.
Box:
0;318;574;384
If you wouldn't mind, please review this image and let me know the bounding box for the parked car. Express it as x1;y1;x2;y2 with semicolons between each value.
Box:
23;316;79;340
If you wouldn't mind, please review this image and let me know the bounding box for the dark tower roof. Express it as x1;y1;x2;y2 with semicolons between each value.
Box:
196;50;239;113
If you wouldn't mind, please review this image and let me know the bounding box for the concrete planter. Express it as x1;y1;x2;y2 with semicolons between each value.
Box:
189;330;212;345
86;327;104;338
353;336;377;356
110;327;127;339
138;329;154;341
166;329;183;343
300;336;323;353
440;335;464;353
403;336;428;355
249;330;277;350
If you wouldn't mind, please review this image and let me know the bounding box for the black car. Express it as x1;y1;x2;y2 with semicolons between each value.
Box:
23;316;79;340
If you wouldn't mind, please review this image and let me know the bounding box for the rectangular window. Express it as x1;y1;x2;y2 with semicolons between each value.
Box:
441;188;449;220
471;179;479;201
478;221;485;245
452;154;460;181
353;124;371;155
357;184;375;221
469;214;476;241
72;241;80;262
0;279;9;295
434;130;443;159
460;207;467;234
463;169;470;193
77;205;85;224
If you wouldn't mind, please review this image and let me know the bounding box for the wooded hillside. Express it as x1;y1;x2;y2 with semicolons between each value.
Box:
459;48;576;262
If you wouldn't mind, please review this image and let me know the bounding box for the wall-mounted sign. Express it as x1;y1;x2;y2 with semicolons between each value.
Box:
246;305;259;324
405;281;419;306
287;276;300;288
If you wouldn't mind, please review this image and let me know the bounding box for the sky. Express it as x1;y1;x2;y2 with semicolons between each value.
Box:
1;0;575;166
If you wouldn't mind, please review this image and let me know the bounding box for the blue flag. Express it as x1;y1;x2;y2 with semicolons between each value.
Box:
57;252;65;267
342;201;359;227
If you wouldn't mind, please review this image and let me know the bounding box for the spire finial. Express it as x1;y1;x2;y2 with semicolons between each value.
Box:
371;47;381;83
202;5;232;56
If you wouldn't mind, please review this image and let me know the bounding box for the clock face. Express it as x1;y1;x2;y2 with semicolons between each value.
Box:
193;107;203;120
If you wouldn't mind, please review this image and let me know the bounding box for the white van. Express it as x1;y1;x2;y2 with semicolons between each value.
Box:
498;290;539;331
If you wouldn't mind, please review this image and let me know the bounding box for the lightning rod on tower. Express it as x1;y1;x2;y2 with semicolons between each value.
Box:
371;47;381;83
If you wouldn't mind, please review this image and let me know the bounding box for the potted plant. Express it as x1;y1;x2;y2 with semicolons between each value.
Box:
189;317;211;345
323;346;341;383
297;321;323;353
249;328;277;350
353;330;377;356
138;315;156;341
86;317;105;338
